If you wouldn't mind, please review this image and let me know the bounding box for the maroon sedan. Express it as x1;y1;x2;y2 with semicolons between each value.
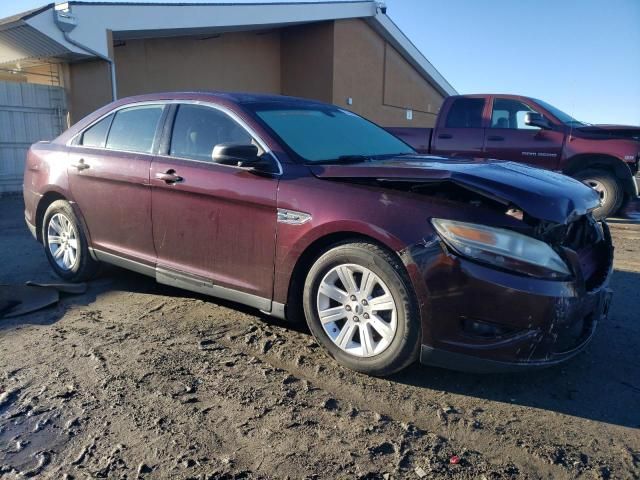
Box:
23;92;613;375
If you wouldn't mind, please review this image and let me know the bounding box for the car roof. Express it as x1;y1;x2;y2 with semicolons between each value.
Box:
450;93;535;101
115;91;334;108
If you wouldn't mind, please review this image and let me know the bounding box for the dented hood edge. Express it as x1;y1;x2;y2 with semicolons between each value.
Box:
309;158;601;225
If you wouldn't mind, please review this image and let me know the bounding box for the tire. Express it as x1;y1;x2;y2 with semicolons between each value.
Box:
303;241;421;376
42;200;99;282
573;168;623;220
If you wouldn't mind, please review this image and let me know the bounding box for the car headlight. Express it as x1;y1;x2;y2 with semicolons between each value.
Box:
431;218;571;279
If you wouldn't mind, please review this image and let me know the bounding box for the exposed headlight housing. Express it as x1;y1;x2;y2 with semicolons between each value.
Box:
431;218;571;279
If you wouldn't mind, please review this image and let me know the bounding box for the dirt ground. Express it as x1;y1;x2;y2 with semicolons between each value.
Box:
0;194;638;479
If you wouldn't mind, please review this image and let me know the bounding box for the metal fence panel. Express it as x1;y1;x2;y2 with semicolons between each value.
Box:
0;81;66;193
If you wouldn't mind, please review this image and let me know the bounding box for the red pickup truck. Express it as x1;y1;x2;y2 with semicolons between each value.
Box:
387;94;640;219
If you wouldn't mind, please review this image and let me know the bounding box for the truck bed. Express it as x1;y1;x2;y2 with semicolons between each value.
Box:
385;127;432;154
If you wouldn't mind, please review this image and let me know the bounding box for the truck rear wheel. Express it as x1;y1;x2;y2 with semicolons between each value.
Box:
573;168;623;220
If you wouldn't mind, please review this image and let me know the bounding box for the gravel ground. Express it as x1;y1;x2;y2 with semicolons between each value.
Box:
0;194;639;479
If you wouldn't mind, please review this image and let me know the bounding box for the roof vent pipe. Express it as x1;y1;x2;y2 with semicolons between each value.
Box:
54;2;117;101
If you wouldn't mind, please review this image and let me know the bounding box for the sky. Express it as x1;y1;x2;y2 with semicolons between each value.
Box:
2;0;639;125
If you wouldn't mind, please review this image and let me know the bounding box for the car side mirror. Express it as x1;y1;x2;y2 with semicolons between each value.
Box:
212;143;261;168
524;112;551;130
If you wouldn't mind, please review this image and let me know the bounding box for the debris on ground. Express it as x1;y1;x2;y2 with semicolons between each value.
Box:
0;283;87;318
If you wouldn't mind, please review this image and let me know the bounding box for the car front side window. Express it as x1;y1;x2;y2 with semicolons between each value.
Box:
169;104;254;162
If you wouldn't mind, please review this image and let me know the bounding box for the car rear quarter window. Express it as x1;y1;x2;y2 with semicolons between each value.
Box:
445;98;485;128
79;114;113;148
169;104;253;162
105;105;164;153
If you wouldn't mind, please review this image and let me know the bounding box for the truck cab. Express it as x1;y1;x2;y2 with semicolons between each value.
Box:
390;94;640;219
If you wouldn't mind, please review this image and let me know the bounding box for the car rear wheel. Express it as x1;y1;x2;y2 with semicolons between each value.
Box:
573;168;623;220
42;200;99;282
303;241;421;376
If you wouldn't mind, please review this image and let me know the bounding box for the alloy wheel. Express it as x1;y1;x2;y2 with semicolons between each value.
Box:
47;213;79;271
316;263;398;357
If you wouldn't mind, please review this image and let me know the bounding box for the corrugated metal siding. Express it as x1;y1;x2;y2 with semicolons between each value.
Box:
0;81;66;193
0;24;71;65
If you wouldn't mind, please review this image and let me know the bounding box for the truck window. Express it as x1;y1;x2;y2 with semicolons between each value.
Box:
444;98;485;128
491;99;539;130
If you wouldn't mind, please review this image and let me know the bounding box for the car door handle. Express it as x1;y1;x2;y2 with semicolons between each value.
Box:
155;170;183;184
487;135;504;141
438;134;453;139
72;159;90;171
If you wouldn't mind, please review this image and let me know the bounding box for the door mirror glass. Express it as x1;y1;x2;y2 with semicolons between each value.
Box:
524;112;551;130
212;143;261;167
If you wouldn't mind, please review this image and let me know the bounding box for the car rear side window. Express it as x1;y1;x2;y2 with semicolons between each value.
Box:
445;98;485;128
80;114;113;148
169;104;253;162
105;105;164;153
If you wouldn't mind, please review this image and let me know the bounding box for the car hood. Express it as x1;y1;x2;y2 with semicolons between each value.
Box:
576;124;640;141
309;156;600;224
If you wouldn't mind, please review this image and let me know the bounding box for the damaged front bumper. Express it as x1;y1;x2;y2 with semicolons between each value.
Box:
402;227;613;373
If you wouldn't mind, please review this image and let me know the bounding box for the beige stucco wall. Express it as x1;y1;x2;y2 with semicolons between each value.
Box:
62;19;446;126
280;22;334;102
332;19;444;127
113;30;281;98
68;60;113;123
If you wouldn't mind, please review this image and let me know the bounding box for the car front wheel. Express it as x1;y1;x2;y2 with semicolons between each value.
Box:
303;241;421;376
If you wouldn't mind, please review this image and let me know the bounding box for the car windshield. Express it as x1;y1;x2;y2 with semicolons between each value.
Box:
250;105;415;163
533;98;587;126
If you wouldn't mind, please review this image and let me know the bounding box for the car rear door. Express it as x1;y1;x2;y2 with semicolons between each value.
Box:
430;97;487;158
67;103;165;265
483;97;564;169
150;102;279;306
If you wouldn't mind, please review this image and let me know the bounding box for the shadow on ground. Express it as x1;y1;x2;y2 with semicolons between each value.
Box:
392;267;640;429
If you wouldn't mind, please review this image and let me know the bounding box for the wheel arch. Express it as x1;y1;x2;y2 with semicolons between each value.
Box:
284;231;405;324
35;191;94;251
563;153;636;197
35;191;68;243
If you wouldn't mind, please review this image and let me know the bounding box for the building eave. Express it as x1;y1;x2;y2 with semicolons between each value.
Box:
0;21;82;66
0;1;456;95
367;13;457;96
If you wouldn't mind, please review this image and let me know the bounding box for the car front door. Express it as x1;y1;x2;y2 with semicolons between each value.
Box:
67;104;165;265
150;103;279;307
430;97;487;158
483;97;564;170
